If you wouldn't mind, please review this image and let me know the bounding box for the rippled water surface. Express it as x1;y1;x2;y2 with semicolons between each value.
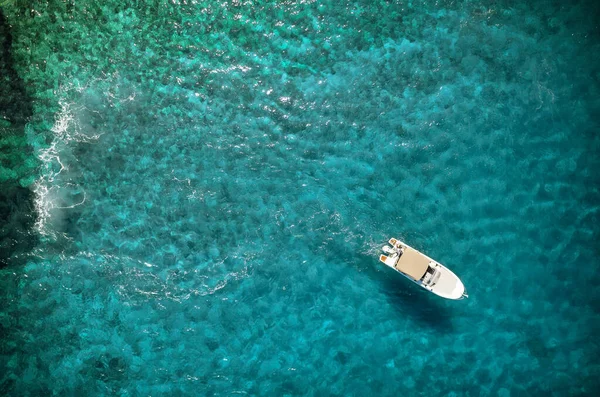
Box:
1;0;599;395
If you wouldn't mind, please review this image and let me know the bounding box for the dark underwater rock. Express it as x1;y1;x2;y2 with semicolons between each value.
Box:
0;9;37;267
0;9;32;125
0;184;37;267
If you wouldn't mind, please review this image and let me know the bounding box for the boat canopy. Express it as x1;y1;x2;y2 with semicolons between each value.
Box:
396;247;429;280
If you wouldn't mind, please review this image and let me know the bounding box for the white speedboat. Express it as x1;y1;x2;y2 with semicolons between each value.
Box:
380;238;468;300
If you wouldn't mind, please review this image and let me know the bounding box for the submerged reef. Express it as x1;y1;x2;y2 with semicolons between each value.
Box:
0;8;37;266
0;0;599;395
0;8;31;124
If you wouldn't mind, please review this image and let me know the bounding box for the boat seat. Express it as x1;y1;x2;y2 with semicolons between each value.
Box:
421;264;437;284
422;272;432;284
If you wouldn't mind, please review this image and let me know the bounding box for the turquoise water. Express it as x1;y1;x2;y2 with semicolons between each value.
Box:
1;0;600;395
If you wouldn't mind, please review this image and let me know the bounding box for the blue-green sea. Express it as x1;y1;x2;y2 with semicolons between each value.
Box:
1;0;599;395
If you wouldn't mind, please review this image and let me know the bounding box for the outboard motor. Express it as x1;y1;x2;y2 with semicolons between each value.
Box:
382;245;396;255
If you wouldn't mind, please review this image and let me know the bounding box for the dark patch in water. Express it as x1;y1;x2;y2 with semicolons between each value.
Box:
0;9;37;267
206;338;219;352
334;350;350;365
89;354;127;382
0;9;32;125
0;185;37;267
524;334;555;361
380;274;455;333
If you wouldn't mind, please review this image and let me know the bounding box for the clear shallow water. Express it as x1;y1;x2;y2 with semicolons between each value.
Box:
1;0;600;395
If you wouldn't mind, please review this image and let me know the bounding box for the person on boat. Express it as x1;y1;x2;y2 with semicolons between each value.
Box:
394;243;404;255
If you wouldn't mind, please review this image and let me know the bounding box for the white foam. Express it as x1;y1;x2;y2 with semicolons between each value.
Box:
33;93;99;238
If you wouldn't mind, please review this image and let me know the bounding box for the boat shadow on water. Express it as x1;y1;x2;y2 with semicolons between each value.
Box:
380;274;456;333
